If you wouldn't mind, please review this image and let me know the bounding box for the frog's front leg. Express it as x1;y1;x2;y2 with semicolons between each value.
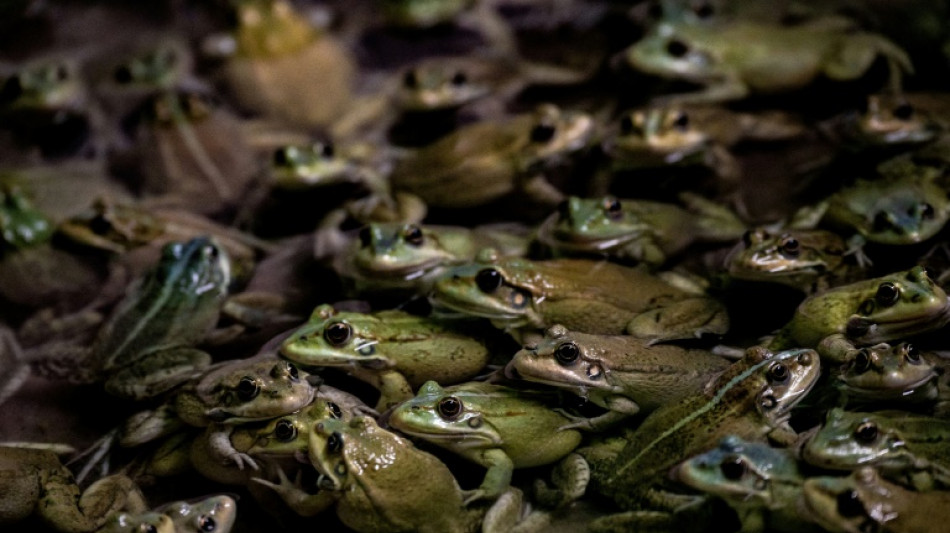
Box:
824;34;913;93
626;298;729;343
483;487;553;533
208;425;259;471
252;467;338;517
465;449;515;505
103;347;211;400
533;452;590;509
371;369;415;412
37;467;137;532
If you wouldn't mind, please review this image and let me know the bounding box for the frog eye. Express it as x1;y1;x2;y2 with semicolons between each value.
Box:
358;226;372;247
904;344;921;363
875;282;899;307
402;225;424;246
320;142;334;158
327;431;344;453
854;422;878;443
274;419;297;442
852;349;871;373
554;342;580;365
692;0;714;19
836;490;865;518
602;197;623;219
236;377;261;401
665;39;689;58
437;396;463;420
403;69;418;89
475;268;503;293
272;148;290;166
766;363;788;383
451;71;467;86
779;236;800;258
327;401;342;419
530;123;557;143
719;455;745;480
324;322;352;346
920;203;935;220
619;115;638;136
114;65;133;84
671;112;690;131
892;102;914;120
872;212;892;233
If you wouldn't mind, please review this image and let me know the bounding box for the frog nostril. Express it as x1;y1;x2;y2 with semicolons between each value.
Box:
666;39;689;58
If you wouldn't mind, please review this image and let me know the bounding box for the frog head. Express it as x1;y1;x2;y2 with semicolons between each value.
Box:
98;512;176;533
507;325;617;397
606;107;709;165
846;95;938;147
802;468;891;533
308;416;399;491
141;91;215;128
158;495;237;533
280;305;394;370
716;346;820;424
726;228;846;288
388;380;503;447
842;267;950;343
57;198;165;254
245;398;347;457
1;58;82;111
395;61;490;112
675;435;801;504
624;22;724;85
113;41;190;91
837;342;938;398
857;184;950;244
802;408;908;469
0;186;53;251
271;142;350;189
350;223;460;280
538;197;651;252
152;237;230;298
199;359;315;423
229;0;316;57
430;252;542;327
517;104;594;171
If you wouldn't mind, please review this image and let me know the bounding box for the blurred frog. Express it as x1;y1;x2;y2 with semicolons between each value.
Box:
835;342;941;406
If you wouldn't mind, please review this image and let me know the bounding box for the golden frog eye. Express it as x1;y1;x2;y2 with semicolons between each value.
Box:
437;396;463;420
836;490;865;518
403;225;424;246
274;419;297;442
324;322;352;346
475;268;503;293
719;455;745;480
779;235;800;258
555;342;580;365
236;377;261;401
767;363;789;383
327;431;343;453
854;422;878;443
875;282;899;307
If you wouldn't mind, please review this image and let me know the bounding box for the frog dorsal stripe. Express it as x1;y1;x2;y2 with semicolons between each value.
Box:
608;351;801;482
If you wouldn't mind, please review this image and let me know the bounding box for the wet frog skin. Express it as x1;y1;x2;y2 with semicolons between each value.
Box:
431;253;729;343
804;467;950;533
768;266;950;353
388;380;584;503
803;408;950;490
506;324;731;430
581;347;819;529
535;194;745;267
674;435;813;533
836;342;940;404
280;304;491;410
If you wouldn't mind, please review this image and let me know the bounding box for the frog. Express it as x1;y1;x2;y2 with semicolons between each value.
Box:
280;304;492;410
625;16;913;104
579;346;819;531
768;266;950;356
254;415;548;533
204;0;355;129
506;324;731;430
792;172;950;247
827;93;940;151
155;496;236;533
674;435;814;533
0;446;145;532
98;512;175;533
27;237;231;400
534;193;746;267
802;408;950;491
388;380;585;503
389;104;594;211
835;342;941;405
803;467;950;533
725;227;858;294
377;0;517;58
334;221;530;296
124;89;260;217
0;56;86;114
430;251;730;343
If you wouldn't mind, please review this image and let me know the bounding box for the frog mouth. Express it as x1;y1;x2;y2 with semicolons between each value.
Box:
848;298;950;342
429;292;529;321
536;215;644;252
352;257;445;280
840;371;938;396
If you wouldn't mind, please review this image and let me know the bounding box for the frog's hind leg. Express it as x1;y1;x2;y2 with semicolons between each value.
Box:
824;35;914;95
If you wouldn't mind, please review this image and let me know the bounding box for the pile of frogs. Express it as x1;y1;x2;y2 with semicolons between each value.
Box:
3;0;950;531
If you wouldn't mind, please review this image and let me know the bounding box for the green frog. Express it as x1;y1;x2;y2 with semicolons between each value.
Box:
280;304;491;410
674;435;813;533
254;415;547;532
768;266;950;354
390;104;594;210
580;346;819;530
836;342;940;404
535;193;745;266
803;467;950;533
205;0;355;128
155;495;237;533
28;237;230;400
803;408;950;490
506;324;731;430
335;222;529;296
0;447;144;532
0;56;86;113
625;17;912;103
388;380;585;503
98;512;175;533
725;227;857;294
431;251;729;343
